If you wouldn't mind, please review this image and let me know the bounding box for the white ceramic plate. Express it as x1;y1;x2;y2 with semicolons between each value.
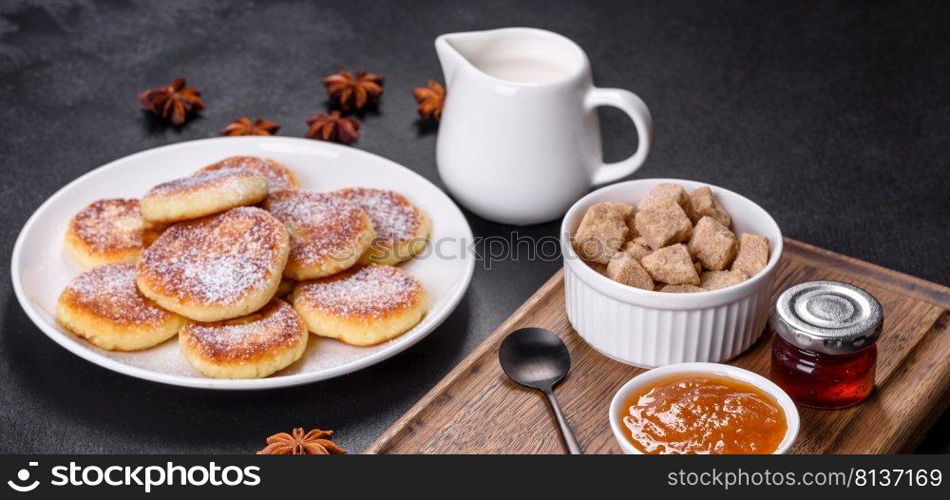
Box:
11;137;475;390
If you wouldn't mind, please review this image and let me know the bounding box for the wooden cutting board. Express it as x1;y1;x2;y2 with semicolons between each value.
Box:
367;239;950;454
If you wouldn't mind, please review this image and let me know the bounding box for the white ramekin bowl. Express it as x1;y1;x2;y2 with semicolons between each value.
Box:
561;178;783;367
609;362;800;454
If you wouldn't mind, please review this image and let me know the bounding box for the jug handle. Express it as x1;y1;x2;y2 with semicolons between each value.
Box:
585;87;653;185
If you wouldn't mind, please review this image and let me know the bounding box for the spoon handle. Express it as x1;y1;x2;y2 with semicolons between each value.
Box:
544;390;583;454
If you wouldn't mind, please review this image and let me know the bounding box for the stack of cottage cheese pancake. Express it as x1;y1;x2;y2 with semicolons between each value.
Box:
56;156;431;379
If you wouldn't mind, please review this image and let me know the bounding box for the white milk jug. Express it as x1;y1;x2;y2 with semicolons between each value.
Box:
435;27;653;225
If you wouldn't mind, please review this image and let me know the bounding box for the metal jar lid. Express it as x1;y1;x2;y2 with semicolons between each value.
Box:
771;280;882;355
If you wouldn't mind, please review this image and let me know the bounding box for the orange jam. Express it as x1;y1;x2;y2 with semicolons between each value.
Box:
621;374;787;454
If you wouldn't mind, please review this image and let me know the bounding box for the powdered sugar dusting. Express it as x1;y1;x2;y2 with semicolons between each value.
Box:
294;264;425;318
145;168;264;198
264;190;371;266
137;207;287;305
334;187;425;242
181;255;260;302
61;263;174;325
181;299;304;360
199;156;298;192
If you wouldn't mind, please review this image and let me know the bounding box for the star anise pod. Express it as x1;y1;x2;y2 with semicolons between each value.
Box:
322;70;384;111
137;77;205;126
220;117;280;136
257;428;346;455
305;111;360;144
412;80;446;121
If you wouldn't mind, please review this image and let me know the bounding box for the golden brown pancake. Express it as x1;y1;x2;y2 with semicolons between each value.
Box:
179;299;307;378
136;207;289;322
141;169;268;223
65;198;164;268
292;264;428;346
263;190;375;280
56;263;186;351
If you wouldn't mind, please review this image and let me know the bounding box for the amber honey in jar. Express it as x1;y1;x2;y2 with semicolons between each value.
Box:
769;281;882;409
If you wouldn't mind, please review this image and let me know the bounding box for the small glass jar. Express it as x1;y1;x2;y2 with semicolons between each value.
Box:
769;280;882;410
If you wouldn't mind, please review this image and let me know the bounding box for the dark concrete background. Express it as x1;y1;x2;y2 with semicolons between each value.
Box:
0;0;947;453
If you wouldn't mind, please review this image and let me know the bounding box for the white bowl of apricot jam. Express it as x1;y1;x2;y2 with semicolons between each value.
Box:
609;362;800;454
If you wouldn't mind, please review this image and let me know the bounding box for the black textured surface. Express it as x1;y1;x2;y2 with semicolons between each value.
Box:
1;0;947;454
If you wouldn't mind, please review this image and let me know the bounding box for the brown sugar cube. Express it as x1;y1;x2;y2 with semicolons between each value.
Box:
632;236;649;247
573;202;629;263
731;233;770;277
606;252;655;290
694;261;702;275
701;269;749;290
634;201;693;250
687;216;738;271
638;183;689;211
640;244;700;285
687;186;732;228
604;202;637;237
622;240;653;262
660;284;707;293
